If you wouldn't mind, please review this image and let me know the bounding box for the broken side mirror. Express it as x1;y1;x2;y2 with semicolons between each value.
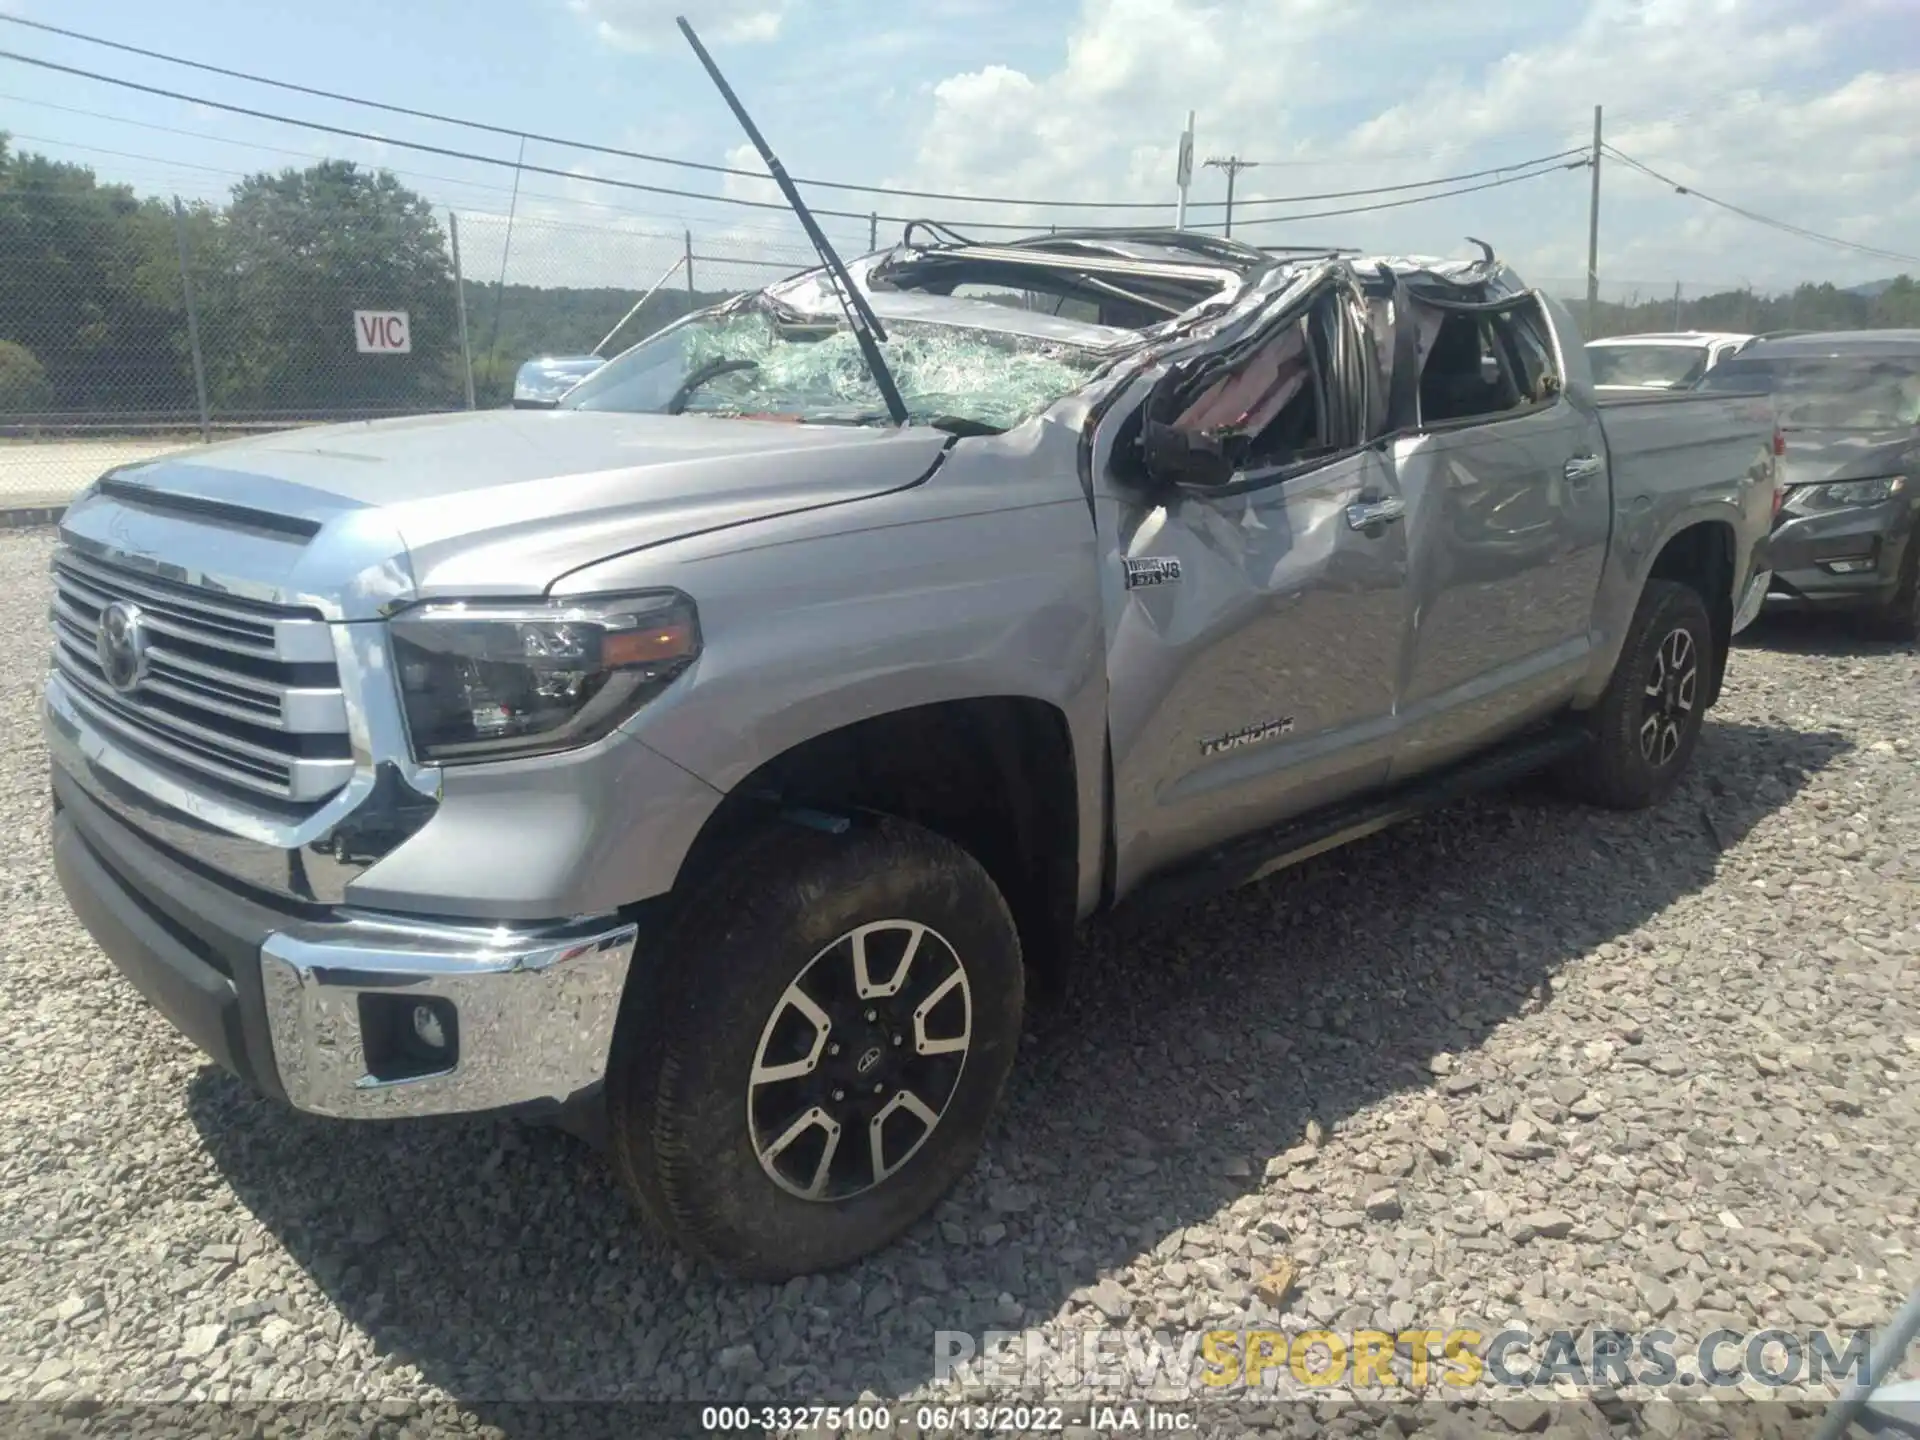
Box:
1141;419;1236;491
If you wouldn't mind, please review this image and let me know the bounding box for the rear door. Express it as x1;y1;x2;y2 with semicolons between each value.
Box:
1388;294;1610;778
1094;284;1412;898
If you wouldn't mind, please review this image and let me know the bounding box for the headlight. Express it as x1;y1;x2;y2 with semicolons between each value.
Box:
390;593;699;763
1791;476;1905;510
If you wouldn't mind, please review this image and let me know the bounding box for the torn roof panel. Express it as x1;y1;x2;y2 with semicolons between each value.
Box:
747;234;1528;390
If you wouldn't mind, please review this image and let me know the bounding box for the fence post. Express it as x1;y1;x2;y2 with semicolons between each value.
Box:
172;196;212;444
449;210;477;410
684;230;696;306
869;212;877;249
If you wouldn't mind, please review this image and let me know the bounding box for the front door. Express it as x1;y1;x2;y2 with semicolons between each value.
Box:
1094;287;1412;898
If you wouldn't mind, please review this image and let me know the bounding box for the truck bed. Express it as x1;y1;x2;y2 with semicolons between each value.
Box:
1596;390;1778;505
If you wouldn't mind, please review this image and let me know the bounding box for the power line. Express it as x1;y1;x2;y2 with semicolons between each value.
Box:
0;117;838;241
3;121;1585;255
0;46;1591;237
0;14;1581;214
0;47;912;225
4;129;510;196
1229;156;1588;228
1221;151;1586;210
1602;144;1920;267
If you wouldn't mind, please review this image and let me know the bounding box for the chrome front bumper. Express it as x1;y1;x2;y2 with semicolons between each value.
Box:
261;918;637;1119
53;755;637;1122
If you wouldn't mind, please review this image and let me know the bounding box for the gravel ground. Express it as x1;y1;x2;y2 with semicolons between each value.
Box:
1;523;1915;1439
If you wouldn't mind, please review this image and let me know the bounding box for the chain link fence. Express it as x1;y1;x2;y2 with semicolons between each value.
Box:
451;212;819;409
0;173;821;506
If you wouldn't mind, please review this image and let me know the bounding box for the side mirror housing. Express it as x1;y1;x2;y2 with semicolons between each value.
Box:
1141;419;1236;490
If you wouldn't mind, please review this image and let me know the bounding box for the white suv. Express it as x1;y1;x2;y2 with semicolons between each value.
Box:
1586;331;1756;396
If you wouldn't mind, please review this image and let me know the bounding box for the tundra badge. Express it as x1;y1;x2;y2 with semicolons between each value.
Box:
1200;717;1295;757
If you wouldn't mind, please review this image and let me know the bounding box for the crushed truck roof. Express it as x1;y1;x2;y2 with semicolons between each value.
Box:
734;228;1533;360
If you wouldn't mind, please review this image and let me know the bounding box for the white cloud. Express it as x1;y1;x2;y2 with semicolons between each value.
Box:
719;140;784;208
568;0;788;50
898;0;1919;289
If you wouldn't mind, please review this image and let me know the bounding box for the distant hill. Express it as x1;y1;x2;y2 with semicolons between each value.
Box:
1846;277;1899;298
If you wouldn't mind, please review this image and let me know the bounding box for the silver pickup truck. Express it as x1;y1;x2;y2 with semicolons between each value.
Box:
45;230;1779;1278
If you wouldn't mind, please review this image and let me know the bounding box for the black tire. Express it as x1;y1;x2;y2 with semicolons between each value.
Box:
1557;579;1715;810
1861;532;1920;642
607;815;1023;1279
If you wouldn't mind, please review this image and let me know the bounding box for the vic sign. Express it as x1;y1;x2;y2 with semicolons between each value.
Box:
353;310;412;355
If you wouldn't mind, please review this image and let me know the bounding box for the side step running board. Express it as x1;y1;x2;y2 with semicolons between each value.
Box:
1123;723;1590;911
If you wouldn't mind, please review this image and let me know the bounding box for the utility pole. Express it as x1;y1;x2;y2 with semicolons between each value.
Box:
1585;105;1602;336
1205;154;1260;238
448;210;476;410
171;197;211;443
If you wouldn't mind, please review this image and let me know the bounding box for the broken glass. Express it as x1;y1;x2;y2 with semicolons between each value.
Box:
564;308;1102;433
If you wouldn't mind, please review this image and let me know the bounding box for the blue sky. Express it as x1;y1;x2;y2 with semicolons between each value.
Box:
3;0;1916;296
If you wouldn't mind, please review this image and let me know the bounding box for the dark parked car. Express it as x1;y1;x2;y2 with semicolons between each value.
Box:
1699;330;1920;637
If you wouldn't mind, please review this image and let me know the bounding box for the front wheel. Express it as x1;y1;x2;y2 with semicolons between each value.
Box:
1557;579;1715;810
1862;532;1920;641
607;816;1024;1279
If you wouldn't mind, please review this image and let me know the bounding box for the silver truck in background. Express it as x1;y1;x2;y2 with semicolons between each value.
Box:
1586;329;1758;397
511;353;606;408
44;224;1780;1278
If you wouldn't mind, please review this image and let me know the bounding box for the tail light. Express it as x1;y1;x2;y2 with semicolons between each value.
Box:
1770;427;1786;520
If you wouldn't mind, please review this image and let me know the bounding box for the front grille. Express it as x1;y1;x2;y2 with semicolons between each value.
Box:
50;548;355;806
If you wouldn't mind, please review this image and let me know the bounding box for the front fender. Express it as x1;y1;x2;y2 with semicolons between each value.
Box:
573;424;1112;919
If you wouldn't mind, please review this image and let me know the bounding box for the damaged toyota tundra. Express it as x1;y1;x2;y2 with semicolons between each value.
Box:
46;221;1781;1278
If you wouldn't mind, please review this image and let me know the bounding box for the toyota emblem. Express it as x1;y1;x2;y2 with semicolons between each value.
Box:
95;600;151;694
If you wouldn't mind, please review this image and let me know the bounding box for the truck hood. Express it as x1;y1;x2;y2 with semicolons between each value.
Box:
1778;426;1920;488
90;410;952;605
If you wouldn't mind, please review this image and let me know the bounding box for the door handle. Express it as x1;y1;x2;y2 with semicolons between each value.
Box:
1564;454;1604;484
1346;495;1406;531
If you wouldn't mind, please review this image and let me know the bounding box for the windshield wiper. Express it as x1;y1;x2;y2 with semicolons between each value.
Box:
676;16;910;429
792;413;1006;437
925;416;1005;437
665;357;760;415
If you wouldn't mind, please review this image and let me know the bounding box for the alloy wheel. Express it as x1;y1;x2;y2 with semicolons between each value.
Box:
747;920;973;1202
1639;626;1698;767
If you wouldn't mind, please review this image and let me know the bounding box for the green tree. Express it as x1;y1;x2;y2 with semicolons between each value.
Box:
1572;275;1914;340
0;339;52;412
207;161;461;413
1870;276;1920;328
0;135;190;414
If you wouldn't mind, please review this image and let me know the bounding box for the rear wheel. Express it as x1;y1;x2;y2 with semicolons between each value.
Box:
1557;579;1714;810
607;816;1023;1279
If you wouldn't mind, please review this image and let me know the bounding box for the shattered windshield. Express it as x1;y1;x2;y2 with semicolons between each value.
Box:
560;307;1103;433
